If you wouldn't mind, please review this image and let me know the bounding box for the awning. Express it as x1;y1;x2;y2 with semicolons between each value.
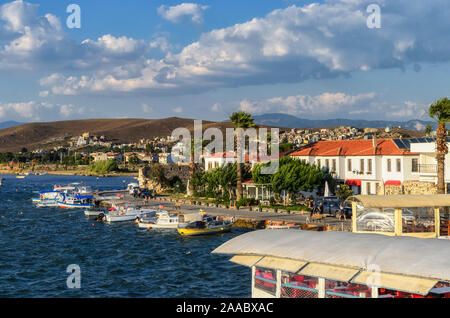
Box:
352;271;438;296
230;255;263;267
346;194;450;208
299;263;360;282
384;180;402;186
255;256;307;273
345;179;361;186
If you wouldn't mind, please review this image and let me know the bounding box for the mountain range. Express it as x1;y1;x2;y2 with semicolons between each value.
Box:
251;113;435;131
0;121;24;130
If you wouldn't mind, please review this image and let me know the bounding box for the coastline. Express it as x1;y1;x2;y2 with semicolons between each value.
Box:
0;169;138;177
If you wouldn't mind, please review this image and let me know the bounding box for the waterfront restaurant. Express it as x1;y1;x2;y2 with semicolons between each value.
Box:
346;194;450;239
213;230;450;298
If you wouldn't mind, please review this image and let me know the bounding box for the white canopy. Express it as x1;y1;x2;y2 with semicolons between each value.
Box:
213;230;450;283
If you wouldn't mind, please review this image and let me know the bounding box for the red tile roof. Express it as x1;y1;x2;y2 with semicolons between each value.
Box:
289;139;418;157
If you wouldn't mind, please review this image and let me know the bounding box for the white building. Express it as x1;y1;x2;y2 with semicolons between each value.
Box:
410;139;450;187
289;138;420;195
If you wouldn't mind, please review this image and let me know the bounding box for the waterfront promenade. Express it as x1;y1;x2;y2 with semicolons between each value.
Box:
118;195;352;231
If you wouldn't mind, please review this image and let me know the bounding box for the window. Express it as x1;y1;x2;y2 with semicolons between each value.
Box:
348;159;352;172
214;161;219;168
387;159;392;172
360;159;365;174
325;159;330;170
367;183;371;195
317;159;321;168
412;158;418;173
208;162;212;170
402;207;435;233
332;159;337;173
396;159;401;172
368;159;372;175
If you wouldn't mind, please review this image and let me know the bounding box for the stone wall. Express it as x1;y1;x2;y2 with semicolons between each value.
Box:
138;163;203;190
376;181;438;195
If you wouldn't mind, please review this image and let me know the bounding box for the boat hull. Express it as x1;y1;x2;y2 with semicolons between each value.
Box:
138;221;185;229
177;224;232;236
58;203;94;209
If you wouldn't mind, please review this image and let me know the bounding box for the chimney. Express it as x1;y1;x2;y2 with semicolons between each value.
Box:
372;135;377;149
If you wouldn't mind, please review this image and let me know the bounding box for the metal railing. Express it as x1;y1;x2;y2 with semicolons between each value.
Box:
417;164;437;174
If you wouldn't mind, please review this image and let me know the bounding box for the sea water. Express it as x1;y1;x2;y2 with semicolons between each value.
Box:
0;175;250;297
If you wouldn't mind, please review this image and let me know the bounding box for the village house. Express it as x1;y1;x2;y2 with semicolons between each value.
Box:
288;138;420;195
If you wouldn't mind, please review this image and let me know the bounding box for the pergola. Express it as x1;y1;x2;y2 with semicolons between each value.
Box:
346;194;450;239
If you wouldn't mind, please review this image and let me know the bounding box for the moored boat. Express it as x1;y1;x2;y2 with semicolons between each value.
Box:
266;222;300;230
32;191;65;207
58;195;94;209
137;211;202;230
177;215;233;236
101;203;156;222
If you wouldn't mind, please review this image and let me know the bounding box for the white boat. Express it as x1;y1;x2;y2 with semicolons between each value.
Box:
0;178;2;186
137;211;201;229
16;175;26;179
102;204;156;223
266;223;301;230
32;191;64;207
84;209;107;217
58;195;94;209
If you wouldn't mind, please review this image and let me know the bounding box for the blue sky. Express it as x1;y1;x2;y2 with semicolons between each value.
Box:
0;0;449;125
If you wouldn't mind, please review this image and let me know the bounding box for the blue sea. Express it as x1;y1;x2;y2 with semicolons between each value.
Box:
0;175;250;298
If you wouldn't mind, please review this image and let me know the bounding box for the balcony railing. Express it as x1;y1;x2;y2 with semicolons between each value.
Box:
416;164;437;174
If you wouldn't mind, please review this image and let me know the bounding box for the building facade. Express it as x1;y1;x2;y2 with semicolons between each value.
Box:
289;139;420;195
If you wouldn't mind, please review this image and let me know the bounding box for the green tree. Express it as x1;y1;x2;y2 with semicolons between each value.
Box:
429;97;450;194
424;124;433;137
336;184;354;201
230;111;256;202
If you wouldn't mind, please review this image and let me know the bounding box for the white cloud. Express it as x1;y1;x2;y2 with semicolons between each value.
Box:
240;92;377;116
157;3;209;25
141;103;152;113
239;92;427;120
40;1;450;97
210;103;221;112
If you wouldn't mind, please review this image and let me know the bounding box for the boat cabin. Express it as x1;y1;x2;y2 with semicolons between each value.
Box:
346;194;450;239
213;230;450;298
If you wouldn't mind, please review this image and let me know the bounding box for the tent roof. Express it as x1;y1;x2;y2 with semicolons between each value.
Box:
346;194;450;208
212;230;450;282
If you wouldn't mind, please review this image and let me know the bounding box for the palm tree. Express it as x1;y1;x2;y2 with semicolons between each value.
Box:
230;111;257;202
429;97;450;194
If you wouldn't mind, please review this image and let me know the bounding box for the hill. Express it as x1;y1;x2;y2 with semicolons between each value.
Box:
0;118;237;152
252;113;435;131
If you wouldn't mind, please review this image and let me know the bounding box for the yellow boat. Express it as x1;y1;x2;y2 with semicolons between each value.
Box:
177;217;233;236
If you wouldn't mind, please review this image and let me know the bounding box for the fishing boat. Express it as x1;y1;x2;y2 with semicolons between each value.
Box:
57;195;94;209
84;208;108;217
137;211;202;230
266;222;300;230
16;175;26;179
101;203;156;222
33;191;65;207
177;215;233;236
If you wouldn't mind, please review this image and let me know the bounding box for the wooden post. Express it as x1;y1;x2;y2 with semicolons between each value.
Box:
251;266;256;298
435;208;440;238
395;208;402;236
371;287;379;298
276;269;282;298
318;277;326;298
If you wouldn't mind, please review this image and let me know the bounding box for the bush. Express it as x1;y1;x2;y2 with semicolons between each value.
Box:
236;198;260;208
89;160;119;174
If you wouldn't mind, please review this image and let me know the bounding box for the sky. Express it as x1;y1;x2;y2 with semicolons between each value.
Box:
0;0;449;123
